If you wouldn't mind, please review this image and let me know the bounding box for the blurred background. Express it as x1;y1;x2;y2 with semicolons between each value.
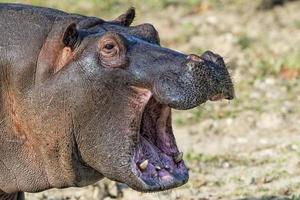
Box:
2;0;300;199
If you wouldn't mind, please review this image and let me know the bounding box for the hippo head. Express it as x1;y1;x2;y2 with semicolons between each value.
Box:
1;8;234;193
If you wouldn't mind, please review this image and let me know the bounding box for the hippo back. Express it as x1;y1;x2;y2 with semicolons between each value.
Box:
0;4;66;91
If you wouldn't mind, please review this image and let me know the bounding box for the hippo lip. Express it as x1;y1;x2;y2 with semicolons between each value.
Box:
130;96;189;191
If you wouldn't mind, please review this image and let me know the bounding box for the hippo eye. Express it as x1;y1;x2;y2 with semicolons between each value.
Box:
104;43;114;50
98;33;128;68
99;39;119;57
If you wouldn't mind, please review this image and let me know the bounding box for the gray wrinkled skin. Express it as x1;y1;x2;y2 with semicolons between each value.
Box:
0;3;234;199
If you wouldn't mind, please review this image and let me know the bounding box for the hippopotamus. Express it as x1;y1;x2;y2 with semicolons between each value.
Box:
0;3;234;199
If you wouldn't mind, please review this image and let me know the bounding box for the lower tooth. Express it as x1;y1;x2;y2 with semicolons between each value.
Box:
155;166;161;170
174;152;183;163
139;160;148;170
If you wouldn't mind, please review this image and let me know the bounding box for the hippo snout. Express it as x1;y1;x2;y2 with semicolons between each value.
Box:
152;50;234;110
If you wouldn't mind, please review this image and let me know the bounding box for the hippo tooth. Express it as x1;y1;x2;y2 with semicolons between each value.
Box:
155;166;161;170
139;160;148;170
174;152;183;163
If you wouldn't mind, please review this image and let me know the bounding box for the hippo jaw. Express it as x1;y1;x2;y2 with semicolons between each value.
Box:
129;95;188;191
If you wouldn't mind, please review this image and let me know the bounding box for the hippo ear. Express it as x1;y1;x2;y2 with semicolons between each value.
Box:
36;22;81;83
113;7;135;26
62;23;80;50
53;23;81;72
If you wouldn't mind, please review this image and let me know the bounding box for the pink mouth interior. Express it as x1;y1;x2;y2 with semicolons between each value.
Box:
132;97;189;190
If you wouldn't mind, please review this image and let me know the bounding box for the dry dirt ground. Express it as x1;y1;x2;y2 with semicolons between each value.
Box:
11;0;300;199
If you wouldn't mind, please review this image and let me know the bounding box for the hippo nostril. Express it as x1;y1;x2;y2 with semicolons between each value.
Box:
225;94;234;100
187;54;204;62
210;92;234;101
209;93;225;101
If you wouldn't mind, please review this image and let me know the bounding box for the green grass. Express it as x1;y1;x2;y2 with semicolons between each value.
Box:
1;0;166;17
282;51;300;70
0;0;204;17
294;20;300;29
1;0;263;16
256;52;300;79
238;34;254;50
185;151;250;168
264;169;290;182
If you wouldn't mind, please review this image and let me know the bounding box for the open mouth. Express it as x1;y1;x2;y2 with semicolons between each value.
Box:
131;96;189;191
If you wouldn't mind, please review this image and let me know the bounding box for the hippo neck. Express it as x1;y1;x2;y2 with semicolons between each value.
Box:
0;85;50;193
0;89;101;192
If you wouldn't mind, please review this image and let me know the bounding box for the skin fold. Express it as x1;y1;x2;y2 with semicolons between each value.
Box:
0;3;234;199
